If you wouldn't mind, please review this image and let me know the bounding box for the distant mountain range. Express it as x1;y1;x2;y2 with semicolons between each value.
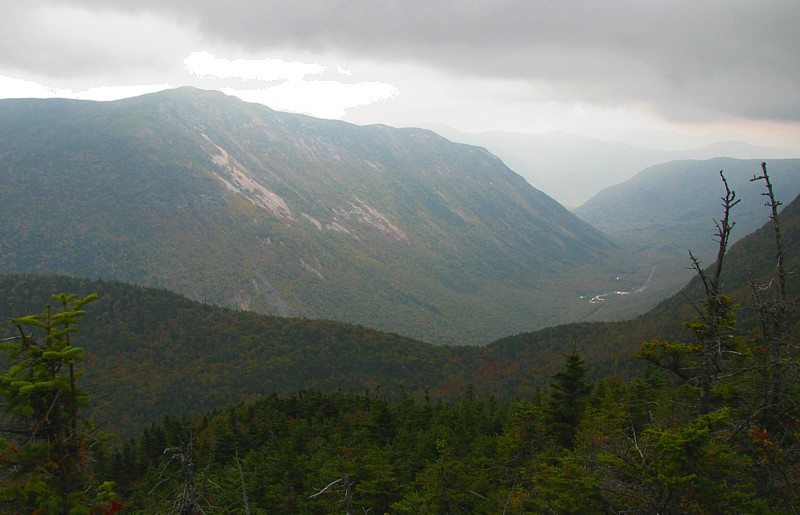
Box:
0;87;634;345
574;158;800;309
428;125;796;207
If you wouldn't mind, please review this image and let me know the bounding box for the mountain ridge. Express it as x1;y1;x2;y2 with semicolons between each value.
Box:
426;124;796;207
0;87;626;345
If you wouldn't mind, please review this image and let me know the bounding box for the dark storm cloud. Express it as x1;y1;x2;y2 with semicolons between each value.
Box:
0;2;193;79
14;0;800;123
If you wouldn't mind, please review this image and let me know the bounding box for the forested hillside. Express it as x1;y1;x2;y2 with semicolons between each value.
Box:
0;275;477;434
0;274;643;437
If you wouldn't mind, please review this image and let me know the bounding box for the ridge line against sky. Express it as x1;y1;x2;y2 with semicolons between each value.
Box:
1;1;799;151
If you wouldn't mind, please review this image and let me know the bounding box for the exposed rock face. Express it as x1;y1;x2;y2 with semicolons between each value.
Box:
206;136;294;221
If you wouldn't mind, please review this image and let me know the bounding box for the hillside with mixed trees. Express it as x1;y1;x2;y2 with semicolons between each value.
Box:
0;275;475;435
0;274;615;437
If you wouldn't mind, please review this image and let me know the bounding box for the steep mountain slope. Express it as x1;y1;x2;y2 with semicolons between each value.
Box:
0;88;625;345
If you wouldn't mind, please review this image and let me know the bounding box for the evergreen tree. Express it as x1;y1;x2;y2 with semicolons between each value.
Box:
0;293;118;513
546;352;592;449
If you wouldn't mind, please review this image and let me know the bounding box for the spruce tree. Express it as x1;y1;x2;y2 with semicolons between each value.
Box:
546;352;592;449
0;293;118;513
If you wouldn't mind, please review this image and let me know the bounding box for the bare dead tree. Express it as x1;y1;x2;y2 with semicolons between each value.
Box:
688;170;740;413
234;452;250;515
751;162;787;301
309;475;354;515
149;429;213;515
749;162;796;433
638;171;743;415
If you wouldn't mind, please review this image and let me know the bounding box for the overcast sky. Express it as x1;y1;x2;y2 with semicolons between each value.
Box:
2;1;799;150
